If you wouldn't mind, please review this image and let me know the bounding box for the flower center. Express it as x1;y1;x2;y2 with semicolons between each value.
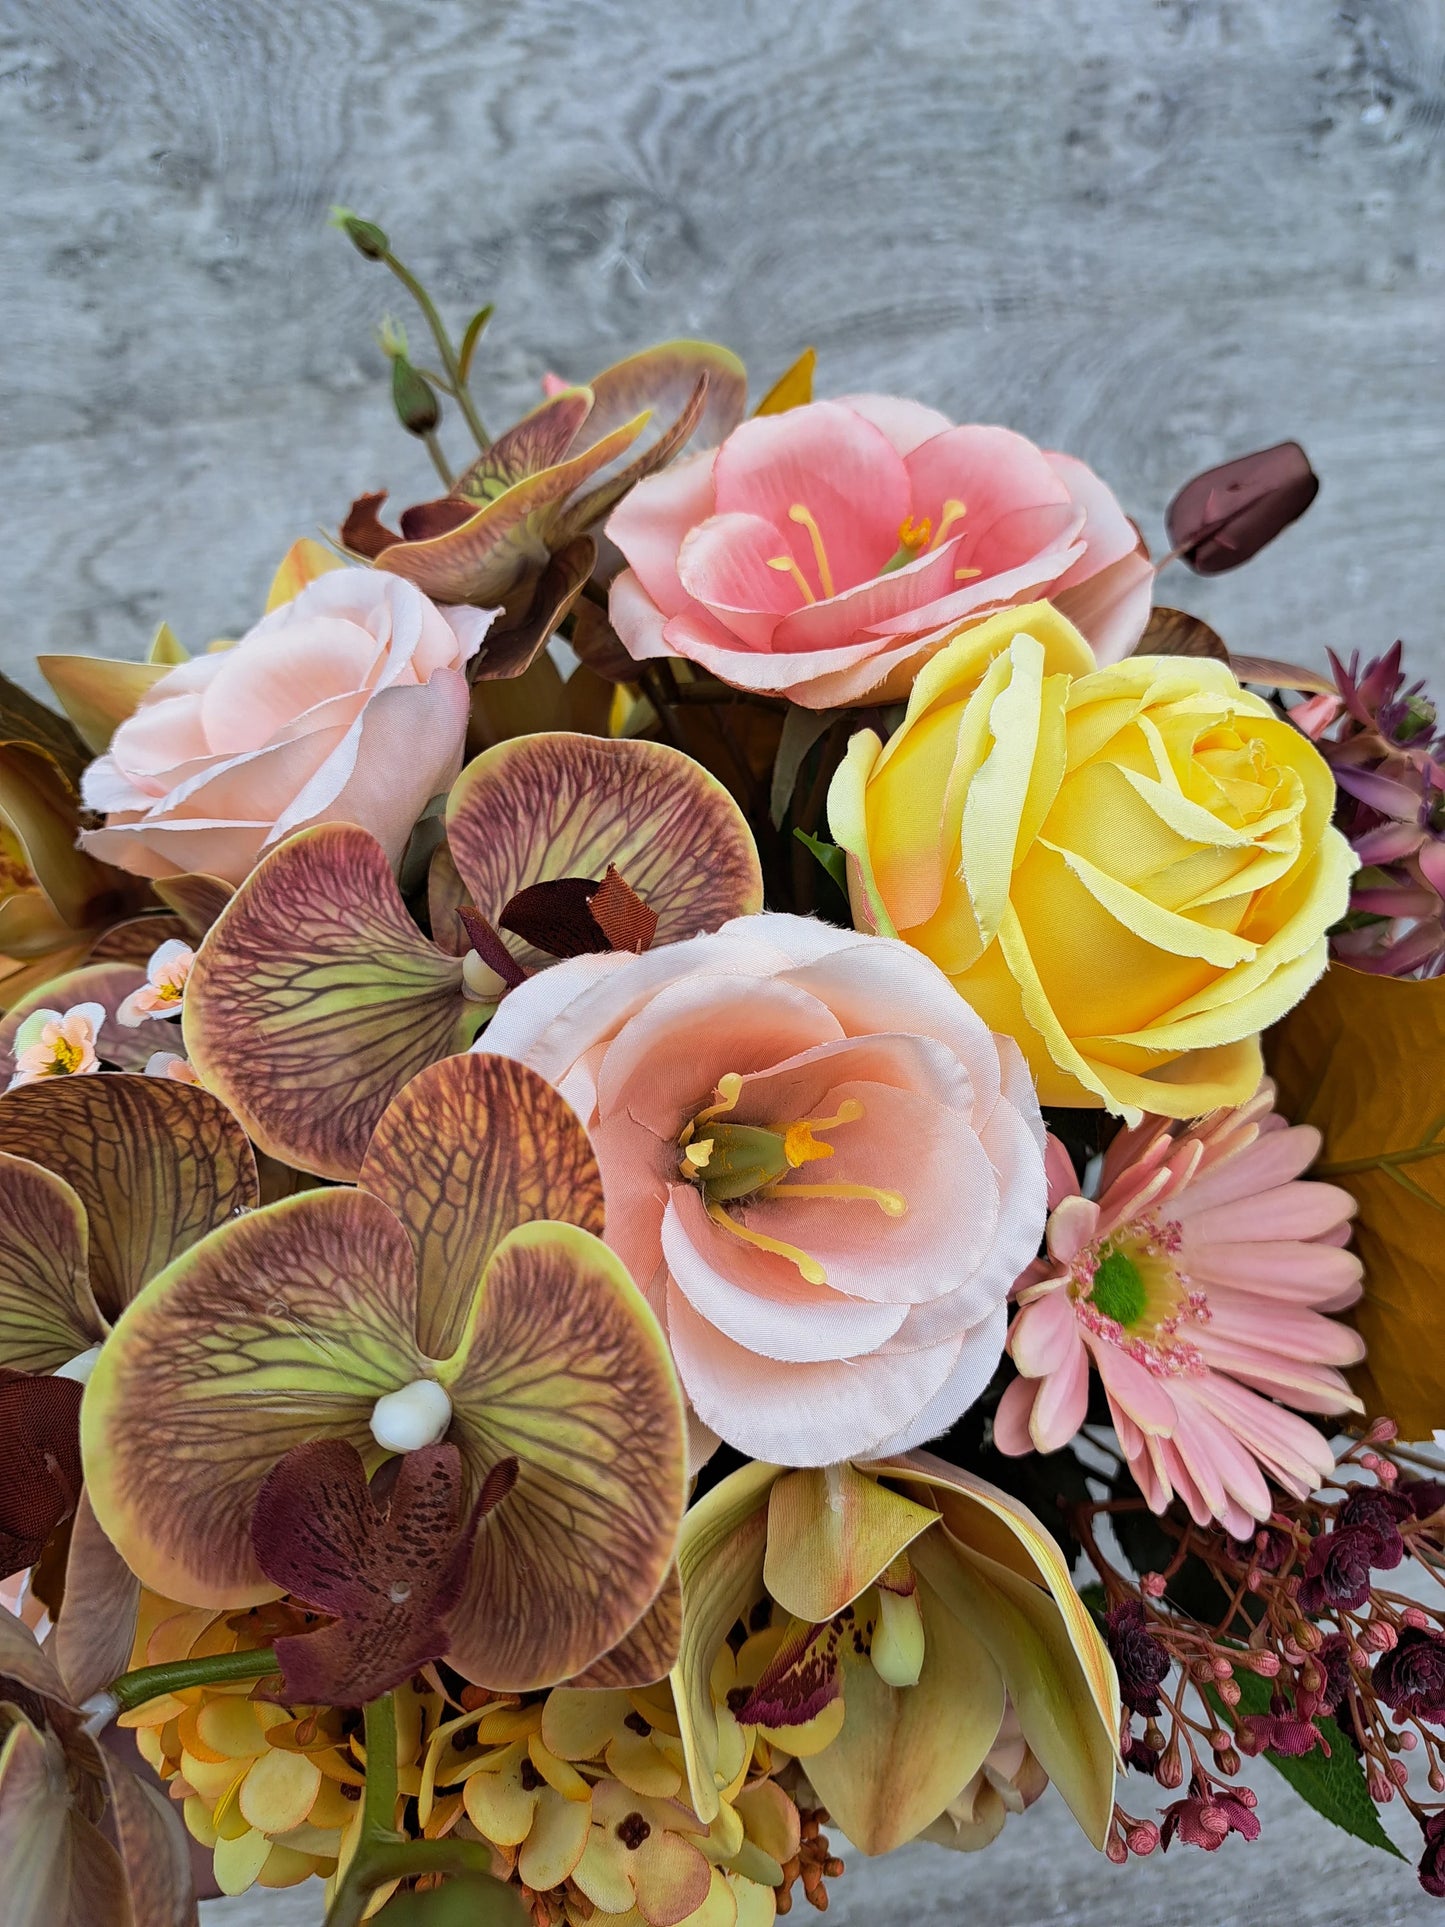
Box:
46;1031;84;1074
370;1378;452;1452
1072;1218;1210;1376
880;498;982;580
679;1073;906;1285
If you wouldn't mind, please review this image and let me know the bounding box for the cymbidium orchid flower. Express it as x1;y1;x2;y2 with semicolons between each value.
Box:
341;342;748;676
0;1073;257;1576
81;1052;689;1693
182;731;763;1179
671;1457;1119;1858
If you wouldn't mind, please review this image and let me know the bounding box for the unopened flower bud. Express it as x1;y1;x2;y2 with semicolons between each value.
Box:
1429;1766;1445;1792
1391;1758;1409;1786
391;356;441;437
1400;1730;1419;1752
1216;1747;1241;1777
1217;1679;1241;1707
1142;1572;1167;1599
1157;1747;1185;1790
332;207;390;259
1250;1651;1282;1678
1127;1822;1160;1857
1360;1620;1396;1653
1105;1833;1128;1865
1208;1728;1232;1753
1292;1620;1323;1652
1403;1607;1432;1631
1190;1659;1215;1685
1211;1657;1235;1680
1366;1417;1399;1444
1144;1721;1165;1750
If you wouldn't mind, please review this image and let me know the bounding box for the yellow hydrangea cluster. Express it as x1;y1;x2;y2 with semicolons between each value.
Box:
125;1591;837;1925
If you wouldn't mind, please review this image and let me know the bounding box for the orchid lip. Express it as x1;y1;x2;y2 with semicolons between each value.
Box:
370;1377;453;1452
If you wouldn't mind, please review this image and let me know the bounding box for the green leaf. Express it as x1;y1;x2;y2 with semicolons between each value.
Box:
1209;1669;1403;1859
793;828;847;892
769;705;839;830
372;1872;526;1924
457;305;496;386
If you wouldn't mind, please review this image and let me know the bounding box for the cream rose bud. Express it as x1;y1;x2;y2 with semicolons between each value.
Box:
479;914;1048;1466
80;571;495;886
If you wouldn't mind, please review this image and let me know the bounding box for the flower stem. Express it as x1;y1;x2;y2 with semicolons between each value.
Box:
324;1691;521;1925
103;1645;281;1716
381;249;491;451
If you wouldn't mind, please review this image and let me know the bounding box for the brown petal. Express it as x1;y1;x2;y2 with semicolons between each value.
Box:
1133;606;1229;662
53;1491;141;1705
0;1369;84;1580
1165;441;1319;575
341;491;402;560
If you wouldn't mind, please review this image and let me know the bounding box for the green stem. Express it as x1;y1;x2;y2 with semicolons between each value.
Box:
382;250;491;451
360;1691;401;1842
422;429;455;489
106;1645;280;1715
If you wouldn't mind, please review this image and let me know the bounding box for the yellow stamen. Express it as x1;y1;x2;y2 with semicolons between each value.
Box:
788;503;836;598
49;1036;82;1073
692;1074;744;1130
768;1181;908;1217
953;567;983;581
930;498;968;549
706;1199;827;1286
767;555;816;604
681;1137;714;1173
781;1121;836;1168
896;514;932;553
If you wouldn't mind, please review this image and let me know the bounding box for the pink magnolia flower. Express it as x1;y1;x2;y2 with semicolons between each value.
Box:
606;396;1151;708
994;1081;1365;1538
481;914;1047;1464
81;570;493;886
6;1001;105;1089
117;937;195;1025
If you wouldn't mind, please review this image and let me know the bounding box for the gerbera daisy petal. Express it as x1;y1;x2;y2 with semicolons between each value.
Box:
1002;1078;1363;1532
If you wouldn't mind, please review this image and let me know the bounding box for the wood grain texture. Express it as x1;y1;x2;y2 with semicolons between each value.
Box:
3;0;1444;1918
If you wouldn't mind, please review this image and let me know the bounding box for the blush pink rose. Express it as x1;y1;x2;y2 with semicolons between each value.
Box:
80;570;493;885
480;914;1047;1465
605;396;1152;708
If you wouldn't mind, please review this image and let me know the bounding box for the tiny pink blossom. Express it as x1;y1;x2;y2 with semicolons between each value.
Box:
995;1080;1366;1539
117;938;196;1026
7;1002;106;1090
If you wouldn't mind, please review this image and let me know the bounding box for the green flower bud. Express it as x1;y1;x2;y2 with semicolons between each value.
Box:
330;207;389;260
391;355;440;437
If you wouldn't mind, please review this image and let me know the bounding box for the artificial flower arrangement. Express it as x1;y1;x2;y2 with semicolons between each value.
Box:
2;208;1445;1926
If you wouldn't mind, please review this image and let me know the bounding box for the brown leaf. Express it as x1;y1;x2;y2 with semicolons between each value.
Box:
569;599;638;684
0;1368;83;1579
54;1491;141;1705
1165;441;1319;575
1134;607;1229;662
340;491;401;559
473;537;598;684
1269;965;1445;1438
1229;654;1341;695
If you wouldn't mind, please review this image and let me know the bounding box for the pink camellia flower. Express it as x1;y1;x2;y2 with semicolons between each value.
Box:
116;937;195;1025
80;570;494;886
994;1081;1366;1537
6;1001;105;1090
481;913;1047;1464
606;396;1151;707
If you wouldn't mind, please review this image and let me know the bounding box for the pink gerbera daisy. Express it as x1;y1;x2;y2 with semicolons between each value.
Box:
994;1080;1365;1537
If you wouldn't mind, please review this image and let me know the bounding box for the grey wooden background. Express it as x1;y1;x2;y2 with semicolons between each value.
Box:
3;0;1445;1920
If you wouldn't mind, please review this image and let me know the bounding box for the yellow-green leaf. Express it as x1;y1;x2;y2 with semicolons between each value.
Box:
754;348;816;417
763;1463;937;1621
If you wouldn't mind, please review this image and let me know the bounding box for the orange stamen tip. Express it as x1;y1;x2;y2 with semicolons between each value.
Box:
896;515;932;552
953;566;983;581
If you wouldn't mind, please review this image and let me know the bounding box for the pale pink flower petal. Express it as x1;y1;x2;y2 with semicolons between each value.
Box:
480;912;1045;1465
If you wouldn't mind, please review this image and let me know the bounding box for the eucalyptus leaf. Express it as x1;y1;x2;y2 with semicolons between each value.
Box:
457;304;496;386
770;705;839;828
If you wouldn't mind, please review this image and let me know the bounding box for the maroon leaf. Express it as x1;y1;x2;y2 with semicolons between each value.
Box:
249;1438;515;1706
456;907;529;990
0;1369;84;1580
341;491;402;560
588;866;658;955
1165;441;1319;575
500;878;612;958
399;498;478;543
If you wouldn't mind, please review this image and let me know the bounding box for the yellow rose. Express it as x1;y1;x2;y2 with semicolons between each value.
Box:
827;602;1356;1118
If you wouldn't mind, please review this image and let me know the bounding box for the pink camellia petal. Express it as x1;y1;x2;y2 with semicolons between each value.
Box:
604;449;719;616
676;512;800;644
484;911;1046;1467
837;393;954;456
710;402;910;587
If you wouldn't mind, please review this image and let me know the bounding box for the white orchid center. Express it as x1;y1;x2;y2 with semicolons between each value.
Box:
370;1378;452;1452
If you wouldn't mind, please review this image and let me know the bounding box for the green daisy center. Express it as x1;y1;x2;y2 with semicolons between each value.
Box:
1088;1247;1148;1328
